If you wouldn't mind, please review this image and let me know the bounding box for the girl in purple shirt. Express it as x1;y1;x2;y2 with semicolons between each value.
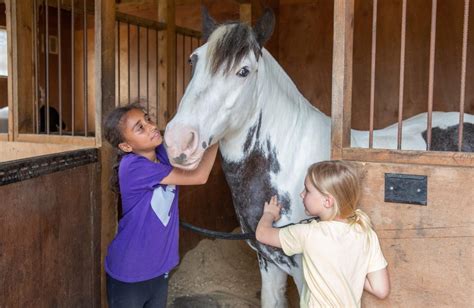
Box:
103;103;218;308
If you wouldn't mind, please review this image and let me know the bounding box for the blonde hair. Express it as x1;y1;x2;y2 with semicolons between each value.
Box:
307;160;372;232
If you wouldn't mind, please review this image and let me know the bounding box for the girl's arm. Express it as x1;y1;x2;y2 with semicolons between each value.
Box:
256;196;283;248
160;144;218;185
364;267;390;299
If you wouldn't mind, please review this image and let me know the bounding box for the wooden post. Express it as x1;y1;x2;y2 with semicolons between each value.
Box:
240;3;252;25
95;0;115;306
9;0;34;139
331;0;354;160
158;0;175;129
5;0;13;141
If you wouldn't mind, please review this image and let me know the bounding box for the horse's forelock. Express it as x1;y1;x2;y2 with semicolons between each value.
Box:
207;22;261;76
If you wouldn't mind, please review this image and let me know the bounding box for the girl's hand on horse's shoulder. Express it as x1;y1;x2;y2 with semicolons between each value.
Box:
263;195;282;221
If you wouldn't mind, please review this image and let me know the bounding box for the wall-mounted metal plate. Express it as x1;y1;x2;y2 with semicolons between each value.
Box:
384;173;427;205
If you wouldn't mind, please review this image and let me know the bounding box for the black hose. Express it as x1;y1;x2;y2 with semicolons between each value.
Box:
179;220;256;240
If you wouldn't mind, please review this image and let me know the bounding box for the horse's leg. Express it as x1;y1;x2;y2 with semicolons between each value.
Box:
258;254;288;308
288;254;304;295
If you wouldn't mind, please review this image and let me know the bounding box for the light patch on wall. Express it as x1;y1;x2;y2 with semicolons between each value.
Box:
0;28;7;76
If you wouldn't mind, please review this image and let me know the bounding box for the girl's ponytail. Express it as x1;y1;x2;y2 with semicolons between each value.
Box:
347;209;372;232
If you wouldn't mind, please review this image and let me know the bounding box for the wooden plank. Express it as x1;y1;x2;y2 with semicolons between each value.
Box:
353;162;474;307
10;0;34;137
331;0;354;159
342;147;474;167
16;134;97;147
0;141;89;162
116;11;166;30
0;164;100;306
158;0;176;124
5;0;12;141
95;0;115;307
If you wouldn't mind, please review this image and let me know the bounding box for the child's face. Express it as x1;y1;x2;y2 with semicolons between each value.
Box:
119;109;162;155
300;176;327;217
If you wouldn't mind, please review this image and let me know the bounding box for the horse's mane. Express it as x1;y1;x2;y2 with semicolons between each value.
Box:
206;22;261;76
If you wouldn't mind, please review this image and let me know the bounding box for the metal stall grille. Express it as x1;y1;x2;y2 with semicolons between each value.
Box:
115;12;165;126
363;0;471;152
32;0;94;138
332;0;473;166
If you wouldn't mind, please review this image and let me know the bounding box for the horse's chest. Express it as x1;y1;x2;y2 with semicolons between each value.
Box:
221;144;291;233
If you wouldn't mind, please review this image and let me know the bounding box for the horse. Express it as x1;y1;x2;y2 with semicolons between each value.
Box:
164;8;474;307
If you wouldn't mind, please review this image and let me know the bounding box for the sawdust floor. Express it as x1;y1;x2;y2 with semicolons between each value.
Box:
168;233;299;307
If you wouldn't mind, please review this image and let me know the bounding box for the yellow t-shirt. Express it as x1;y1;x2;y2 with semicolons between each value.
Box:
279;220;387;308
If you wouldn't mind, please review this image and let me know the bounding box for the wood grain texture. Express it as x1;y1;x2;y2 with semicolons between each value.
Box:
0;163;100;307
353;161;474;307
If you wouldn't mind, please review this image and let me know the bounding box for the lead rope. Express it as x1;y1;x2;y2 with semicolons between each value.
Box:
179;217;319;241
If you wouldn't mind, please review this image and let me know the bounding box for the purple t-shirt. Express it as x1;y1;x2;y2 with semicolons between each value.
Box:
105;144;180;283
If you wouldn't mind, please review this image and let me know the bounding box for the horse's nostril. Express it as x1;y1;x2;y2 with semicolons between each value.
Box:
187;132;196;149
174;153;187;164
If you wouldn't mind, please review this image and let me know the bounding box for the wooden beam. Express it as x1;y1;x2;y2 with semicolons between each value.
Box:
157;0;176;128
239;3;251;25
95;0;116;307
95;0;116;147
10;0;35;138
331;0;354;159
342;147;474;169
5;0;13;141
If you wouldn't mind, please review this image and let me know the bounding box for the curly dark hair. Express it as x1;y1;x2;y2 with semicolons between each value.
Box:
104;103;144;194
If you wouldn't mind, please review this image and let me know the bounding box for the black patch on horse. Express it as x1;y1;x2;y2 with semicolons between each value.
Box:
422;123;474;152
221;112;297;269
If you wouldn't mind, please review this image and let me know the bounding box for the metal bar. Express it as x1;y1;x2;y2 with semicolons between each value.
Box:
458;0;469;151
397;0;407;150
146;26;149;113
46;0;50;134
34;0;39;133
369;0;377;149
83;0;88;137
128;22;130;104
426;0;437;150
137;25;140;101
58;0;62;135
71;0;75;136
117;21;120;105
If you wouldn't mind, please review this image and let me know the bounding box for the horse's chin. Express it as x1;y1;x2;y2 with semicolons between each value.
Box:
171;156;203;171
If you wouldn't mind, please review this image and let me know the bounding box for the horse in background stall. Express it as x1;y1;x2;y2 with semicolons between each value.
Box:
164;8;474;307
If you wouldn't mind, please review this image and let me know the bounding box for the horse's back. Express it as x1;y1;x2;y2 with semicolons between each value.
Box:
351;112;474;151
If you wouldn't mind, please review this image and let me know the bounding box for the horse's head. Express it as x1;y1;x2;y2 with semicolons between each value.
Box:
164;8;275;170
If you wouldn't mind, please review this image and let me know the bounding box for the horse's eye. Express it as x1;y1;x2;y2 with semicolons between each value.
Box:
188;58;192;65
237;66;250;77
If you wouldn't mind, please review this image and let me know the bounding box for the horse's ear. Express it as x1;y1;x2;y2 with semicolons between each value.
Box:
202;6;217;43
253;8;275;47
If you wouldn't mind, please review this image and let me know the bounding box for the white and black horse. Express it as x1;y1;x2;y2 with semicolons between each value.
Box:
164;9;473;307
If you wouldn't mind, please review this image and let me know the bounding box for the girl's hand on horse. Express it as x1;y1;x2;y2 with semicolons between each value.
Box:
263;195;282;221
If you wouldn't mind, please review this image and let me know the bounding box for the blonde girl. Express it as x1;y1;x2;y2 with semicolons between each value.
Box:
256;160;390;307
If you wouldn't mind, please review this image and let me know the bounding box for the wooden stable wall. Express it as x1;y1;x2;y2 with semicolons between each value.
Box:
329;0;474;306
0;151;101;306
357;162;473;307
